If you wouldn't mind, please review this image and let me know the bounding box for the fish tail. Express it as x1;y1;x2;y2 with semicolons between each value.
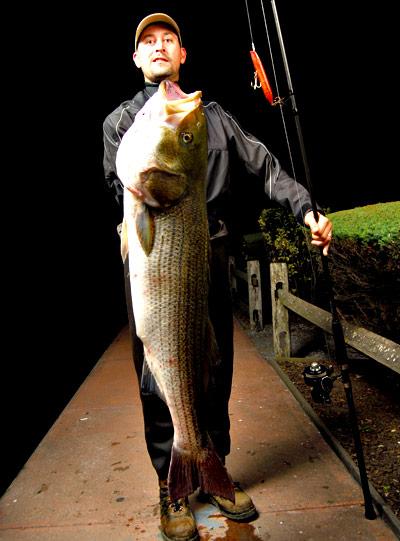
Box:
168;441;235;502
198;446;235;502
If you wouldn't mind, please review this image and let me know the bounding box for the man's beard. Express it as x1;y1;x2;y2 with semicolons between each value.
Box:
150;64;173;83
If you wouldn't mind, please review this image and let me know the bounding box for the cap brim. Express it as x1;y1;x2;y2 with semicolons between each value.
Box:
135;13;182;50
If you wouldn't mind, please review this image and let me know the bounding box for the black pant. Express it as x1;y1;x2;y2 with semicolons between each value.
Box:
124;236;233;480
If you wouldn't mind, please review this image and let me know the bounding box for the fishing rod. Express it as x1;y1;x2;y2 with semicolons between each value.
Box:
268;1;376;519
245;0;376;520
244;0;319;289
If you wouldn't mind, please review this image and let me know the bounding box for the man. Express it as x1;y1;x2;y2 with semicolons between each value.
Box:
103;12;332;541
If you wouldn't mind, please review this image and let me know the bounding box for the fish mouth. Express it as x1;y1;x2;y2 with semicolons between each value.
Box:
140;167;187;208
154;81;202;130
159;80;202;109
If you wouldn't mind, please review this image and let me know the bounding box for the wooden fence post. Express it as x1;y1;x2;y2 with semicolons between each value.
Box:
247;259;263;331
270;262;291;357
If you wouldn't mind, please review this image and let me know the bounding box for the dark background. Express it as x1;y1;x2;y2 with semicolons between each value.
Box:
3;1;398;494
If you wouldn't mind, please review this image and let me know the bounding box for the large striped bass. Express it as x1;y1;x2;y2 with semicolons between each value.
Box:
116;79;235;503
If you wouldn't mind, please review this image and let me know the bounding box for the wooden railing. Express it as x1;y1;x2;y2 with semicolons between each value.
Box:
232;259;400;374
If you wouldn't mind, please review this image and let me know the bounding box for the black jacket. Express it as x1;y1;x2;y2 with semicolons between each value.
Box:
102;84;315;236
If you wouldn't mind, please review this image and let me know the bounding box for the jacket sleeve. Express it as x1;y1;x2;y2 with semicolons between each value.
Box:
216;105;316;223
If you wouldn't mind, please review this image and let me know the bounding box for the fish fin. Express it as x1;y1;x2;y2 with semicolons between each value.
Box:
120;219;129;262
140;358;166;401
168;439;235;503
136;203;155;255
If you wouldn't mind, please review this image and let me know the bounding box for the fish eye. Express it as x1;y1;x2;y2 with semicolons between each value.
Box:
180;132;193;144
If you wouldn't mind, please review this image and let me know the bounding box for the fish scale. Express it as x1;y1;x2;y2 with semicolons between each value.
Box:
142;198;209;453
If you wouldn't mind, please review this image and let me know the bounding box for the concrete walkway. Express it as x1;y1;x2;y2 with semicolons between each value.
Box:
0;321;397;540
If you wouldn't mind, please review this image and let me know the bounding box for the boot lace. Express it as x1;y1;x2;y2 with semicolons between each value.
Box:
169;498;185;513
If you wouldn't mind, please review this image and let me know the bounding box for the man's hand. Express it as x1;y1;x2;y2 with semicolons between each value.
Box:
304;211;333;256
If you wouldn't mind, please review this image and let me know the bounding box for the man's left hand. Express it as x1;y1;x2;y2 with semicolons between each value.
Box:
304;211;333;256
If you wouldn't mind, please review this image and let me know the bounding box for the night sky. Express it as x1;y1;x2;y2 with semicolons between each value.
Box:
3;1;398;493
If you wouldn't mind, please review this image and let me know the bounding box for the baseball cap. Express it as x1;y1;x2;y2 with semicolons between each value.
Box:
135;13;182;50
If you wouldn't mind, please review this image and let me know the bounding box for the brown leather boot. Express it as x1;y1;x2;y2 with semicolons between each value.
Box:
198;481;258;521
159;480;199;541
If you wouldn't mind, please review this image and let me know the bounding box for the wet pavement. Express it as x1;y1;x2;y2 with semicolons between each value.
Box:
0;321;397;540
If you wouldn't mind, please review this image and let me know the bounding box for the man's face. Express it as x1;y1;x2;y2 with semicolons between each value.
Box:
133;23;187;83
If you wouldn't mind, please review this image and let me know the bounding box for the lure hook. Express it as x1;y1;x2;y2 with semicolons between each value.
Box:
251;71;262;90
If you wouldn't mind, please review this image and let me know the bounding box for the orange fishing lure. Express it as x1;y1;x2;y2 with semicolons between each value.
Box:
250;49;274;105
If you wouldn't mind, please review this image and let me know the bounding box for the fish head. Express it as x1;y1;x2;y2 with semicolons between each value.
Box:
116;80;207;209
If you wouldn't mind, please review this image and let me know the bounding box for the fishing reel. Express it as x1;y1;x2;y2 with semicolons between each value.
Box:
303;361;338;404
